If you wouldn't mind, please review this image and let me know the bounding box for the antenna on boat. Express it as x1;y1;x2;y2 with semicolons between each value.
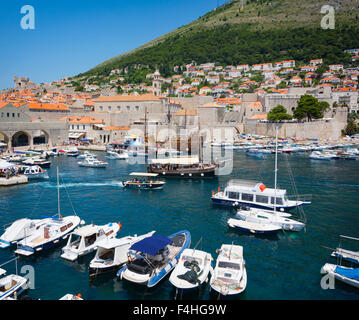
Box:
57;166;62;219
192;237;203;256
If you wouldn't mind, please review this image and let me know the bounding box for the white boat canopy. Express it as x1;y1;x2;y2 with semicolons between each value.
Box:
151;156;200;165
129;172;159;177
0;160;16;170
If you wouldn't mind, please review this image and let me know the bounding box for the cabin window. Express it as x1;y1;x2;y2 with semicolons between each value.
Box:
242;193;254;202
228;192;239;200
256;195;268;204
271;197;283;205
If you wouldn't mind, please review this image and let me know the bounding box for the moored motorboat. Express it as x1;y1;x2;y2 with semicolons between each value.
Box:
210;244;247;296
321;263;359;289
117;230;191;287
88;231;155;278
0;218;50;248
0;267;29;300
227;218;282;234
22;157;51;168
22;165;49;180
169;248;213;291
61;222;121;261
106;150;128;160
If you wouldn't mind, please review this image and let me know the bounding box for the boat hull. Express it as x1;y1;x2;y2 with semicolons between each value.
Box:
148;167;216;178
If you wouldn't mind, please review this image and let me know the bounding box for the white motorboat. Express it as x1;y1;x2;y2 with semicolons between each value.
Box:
120;172;166;190
65;146;80;157
61;222;121;261
0;268;29;300
22;165;49;180
106;150;128;160
88;231;155;278
227;218;282;234
235;208;305;232
14;167;82;256
78;158;108;168
15;215;81;256
331;235;359;265
117;230;191;287
169;248;213;290
22;157;51;168
78;151;97;159
321;263;359;289
59;293;83;300
0;218;50;248
210;244;247;295
309;151;337;160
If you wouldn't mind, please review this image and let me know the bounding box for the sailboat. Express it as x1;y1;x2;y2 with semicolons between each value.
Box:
14;167;81;256
229;126;306;233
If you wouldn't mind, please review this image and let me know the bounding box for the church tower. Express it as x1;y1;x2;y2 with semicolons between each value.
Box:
152;69;162;97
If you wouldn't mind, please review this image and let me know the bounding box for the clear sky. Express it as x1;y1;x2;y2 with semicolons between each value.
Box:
0;0;224;90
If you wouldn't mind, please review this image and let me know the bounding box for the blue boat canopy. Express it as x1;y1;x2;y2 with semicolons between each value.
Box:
130;235;173;256
335;266;359;281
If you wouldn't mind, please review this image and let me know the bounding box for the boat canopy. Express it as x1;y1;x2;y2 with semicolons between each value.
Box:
129;172;159;177
151;156;199;165
130;235;173;256
0;160;16;170
335;266;359;281
0;268;6;276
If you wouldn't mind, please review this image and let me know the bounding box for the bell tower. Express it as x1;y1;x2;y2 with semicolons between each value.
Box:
152;69;162;97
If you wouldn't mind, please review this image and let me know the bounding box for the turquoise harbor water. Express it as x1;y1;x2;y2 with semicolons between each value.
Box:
0;149;359;300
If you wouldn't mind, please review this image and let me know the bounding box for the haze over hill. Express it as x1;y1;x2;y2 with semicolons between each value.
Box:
77;0;359;78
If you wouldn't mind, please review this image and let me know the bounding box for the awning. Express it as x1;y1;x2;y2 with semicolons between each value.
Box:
129;235;173;256
69;132;85;139
93;124;106;128
0;160;16;170
129;172;159;177
151;156;199;165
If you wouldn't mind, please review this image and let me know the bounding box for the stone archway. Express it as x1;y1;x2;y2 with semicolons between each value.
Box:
33;129;50;146
0;131;10;151
12;131;32;147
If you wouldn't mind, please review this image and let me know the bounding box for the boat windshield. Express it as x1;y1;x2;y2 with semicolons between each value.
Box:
97;248;114;261
181;255;202;265
218;261;241;270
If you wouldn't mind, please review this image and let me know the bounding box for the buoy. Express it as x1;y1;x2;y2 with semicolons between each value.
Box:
218;186;220;192
77;293;82;298
118;222;122;229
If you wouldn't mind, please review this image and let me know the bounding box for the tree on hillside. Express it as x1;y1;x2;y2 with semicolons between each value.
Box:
267;105;293;121
293;95;330;121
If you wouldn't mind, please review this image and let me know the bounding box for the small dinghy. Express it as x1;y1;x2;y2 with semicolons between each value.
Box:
61;222;121;261
117;230;191;287
210;244;247;296
0;218;50;248
120;172;166;190
106;150;128;160
227;218;282;234
89;231;155;278
321;263;359;289
169;248;213;291
22;165;49;180
0;268;29;300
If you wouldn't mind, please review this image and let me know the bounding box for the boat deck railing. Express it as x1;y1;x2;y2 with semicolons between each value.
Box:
286;194;312;203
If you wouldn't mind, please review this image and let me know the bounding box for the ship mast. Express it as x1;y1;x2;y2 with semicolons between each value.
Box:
57;166;62;219
144;106;148;162
274;125;278;215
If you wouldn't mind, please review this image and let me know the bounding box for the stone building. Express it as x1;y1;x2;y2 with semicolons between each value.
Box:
14;76;36;90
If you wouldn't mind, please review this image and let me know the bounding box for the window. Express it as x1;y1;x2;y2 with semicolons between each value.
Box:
17;113;20;118
7;113;9;117
242;193;254;202
117;106;121;111
1;113;3;118
228;192;239;200
127;106;130;111
271;197;283;205
83;125;85;130
72;125;74;129
135;106;139;112
256;195;268;204
12;113;15;118
99;106;103;111
77;125;79;130
108;106;112;111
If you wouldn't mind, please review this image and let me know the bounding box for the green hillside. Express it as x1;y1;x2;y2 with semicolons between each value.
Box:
77;0;359;78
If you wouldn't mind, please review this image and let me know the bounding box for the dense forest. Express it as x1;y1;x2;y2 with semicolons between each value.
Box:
79;23;359;78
